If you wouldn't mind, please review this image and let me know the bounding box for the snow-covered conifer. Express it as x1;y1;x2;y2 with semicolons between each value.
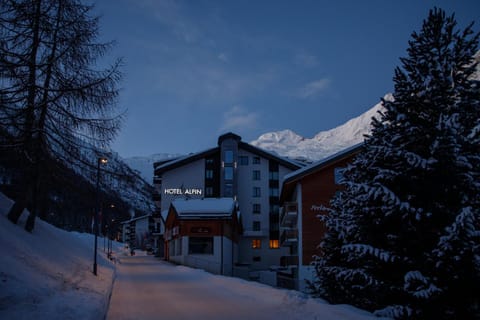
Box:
312;8;479;319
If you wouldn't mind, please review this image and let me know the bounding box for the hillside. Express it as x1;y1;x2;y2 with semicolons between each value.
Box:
0;192;122;319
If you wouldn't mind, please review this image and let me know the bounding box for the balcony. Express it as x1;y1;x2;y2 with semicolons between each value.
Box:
280;229;298;246
280;202;298;227
280;255;298;267
242;228;269;237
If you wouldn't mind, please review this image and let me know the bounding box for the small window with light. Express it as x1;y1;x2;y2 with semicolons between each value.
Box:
252;239;261;249
269;240;279;249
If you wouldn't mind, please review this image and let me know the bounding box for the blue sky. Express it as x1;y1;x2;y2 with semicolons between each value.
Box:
93;0;480;158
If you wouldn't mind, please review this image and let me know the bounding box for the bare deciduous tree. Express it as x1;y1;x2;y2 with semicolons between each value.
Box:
0;0;123;232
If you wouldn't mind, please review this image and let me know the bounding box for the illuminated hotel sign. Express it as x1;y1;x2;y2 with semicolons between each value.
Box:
164;188;203;195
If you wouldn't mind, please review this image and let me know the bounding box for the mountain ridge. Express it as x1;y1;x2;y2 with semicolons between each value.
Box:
125;96;389;181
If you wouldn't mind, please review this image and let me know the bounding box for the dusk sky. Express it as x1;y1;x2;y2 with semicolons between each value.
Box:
93;0;480;158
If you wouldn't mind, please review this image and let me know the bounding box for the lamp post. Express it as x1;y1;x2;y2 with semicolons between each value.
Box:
93;156;108;276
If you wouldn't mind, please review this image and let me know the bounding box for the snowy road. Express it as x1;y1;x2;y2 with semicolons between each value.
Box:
106;255;381;320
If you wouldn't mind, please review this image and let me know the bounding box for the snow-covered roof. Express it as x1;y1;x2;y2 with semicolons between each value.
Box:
154;147;218;174
282;143;363;185
171;198;235;218
120;214;151;224
153;133;303;176
161;209;169;221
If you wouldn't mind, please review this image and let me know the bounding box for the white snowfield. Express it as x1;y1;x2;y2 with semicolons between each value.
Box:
0;192;386;319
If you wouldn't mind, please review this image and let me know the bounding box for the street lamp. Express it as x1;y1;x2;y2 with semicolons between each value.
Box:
93;156;108;276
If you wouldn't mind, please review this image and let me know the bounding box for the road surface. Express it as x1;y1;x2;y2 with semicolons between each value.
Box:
105;255;380;320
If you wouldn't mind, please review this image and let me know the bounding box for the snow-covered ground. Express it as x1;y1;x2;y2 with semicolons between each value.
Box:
0;192;124;320
0;192;385;319
107;255;386;320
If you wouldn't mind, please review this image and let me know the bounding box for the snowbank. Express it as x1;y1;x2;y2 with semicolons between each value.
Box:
0;192;122;320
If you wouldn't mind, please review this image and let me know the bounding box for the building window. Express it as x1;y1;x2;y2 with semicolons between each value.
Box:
269;239;279;249
253;156;260;164
206;158;214;165
224;167;233;180
253;256;261;262
189;237;213;254
253;187;261;197
253;203;261;214
253;221;261;231
225;183;233;197
252;239;261;249
269;171;279;180
239;156;249;165
269;188;279;197
205;187;213;197
224;150;233;164
252;170;261;180
334;167;346;184
205;169;213;179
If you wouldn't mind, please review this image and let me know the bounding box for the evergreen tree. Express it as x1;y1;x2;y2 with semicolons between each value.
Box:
312;8;480;319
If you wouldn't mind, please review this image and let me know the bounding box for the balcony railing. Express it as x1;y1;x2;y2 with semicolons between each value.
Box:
280;255;298;267
280;202;298;227
280;229;298;246
242;228;269;237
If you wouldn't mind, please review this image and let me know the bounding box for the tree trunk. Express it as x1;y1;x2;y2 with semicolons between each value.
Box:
7;196;27;224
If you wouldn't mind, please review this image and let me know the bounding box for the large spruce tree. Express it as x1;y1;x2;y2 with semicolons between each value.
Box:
312;8;480;319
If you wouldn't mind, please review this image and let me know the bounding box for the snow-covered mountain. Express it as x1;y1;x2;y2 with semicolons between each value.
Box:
123;153;182;184
251;95;391;161
125;96;390;177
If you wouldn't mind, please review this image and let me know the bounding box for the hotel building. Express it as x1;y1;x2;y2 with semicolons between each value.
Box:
153;132;303;276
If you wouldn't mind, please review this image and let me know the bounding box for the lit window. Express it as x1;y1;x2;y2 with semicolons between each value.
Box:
253;156;260;164
224;167;233;180
252;239;261;249
205;169;213;179
269;240;279;249
252;170;261;180
269;188;279;197
269;171;279;180
224;150;233;164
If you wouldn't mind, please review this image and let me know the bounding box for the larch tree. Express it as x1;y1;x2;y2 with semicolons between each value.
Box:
312;8;480;319
0;0;123;232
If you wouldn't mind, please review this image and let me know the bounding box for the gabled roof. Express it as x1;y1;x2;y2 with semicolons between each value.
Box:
153;132;303;176
238;141;303;170
280;143;363;201
171;198;235;219
121;214;151;224
154;147;219;175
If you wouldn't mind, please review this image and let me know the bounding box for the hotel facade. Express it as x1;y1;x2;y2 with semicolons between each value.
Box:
153;133;303;276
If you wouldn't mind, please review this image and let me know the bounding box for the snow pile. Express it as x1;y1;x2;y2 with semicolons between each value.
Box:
0;192;123;320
